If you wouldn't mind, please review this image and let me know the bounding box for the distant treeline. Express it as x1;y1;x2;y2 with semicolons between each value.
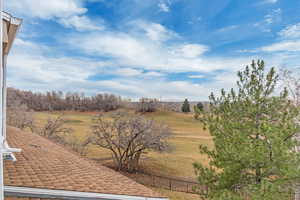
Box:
7;87;207;113
7;88;123;112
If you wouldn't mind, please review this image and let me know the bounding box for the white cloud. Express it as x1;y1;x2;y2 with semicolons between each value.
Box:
263;0;278;4
188;75;205;79
59;15;104;31
134;21;179;41
266;8;281;24
261;22;300;52
6;0;102;32
8;39;108;86
144;71;164;77
187;17;202;25
237;49;259;53
68;31;247;73
6;0;87;19
158;1;170;12
6;1;295;101
6;42;274;100
69;32;157;66
12;32;289;101
7;34;252;100
14;38;49;53
279;22;300;39
5;10;263;102
261;40;300;52
5;39;220;100
115;68;142;77
66;21;248;74
111;67;164;78
175;44;209;58
218;25;239;32
254;8;281;32
95;79;212;101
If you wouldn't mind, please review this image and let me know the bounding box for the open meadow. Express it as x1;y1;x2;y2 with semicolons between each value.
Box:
35;110;212;179
35;111;212;179
34;110;212;200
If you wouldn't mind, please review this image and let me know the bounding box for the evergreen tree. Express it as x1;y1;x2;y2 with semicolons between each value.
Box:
181;99;191;113
196;102;204;111
194;60;300;200
194;102;204;119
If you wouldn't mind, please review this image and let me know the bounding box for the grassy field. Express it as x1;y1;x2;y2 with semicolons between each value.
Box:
35;110;213;179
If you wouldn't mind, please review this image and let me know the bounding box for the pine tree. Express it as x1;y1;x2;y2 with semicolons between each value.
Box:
194;102;204;119
194;60;300;200
196;102;204;111
181;99;191;113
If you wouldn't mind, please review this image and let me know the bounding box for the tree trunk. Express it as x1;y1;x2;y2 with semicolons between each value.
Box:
125;151;142;172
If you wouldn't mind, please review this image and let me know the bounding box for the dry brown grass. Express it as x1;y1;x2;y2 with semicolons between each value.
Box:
34;110;213;179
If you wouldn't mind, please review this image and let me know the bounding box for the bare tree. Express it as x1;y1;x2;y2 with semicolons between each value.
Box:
136;98;159;113
65;134;88;156
38;115;73;143
87;112;171;172
280;68;300;106
7;87;123;112
7;100;35;131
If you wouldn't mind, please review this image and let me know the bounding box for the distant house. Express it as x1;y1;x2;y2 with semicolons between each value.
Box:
4;127;168;200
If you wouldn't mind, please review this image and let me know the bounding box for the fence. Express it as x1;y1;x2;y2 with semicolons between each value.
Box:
124;171;206;194
98;160;298;198
126;172;299;200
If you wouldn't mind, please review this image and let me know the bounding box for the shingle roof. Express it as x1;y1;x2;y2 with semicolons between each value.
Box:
4;127;165;199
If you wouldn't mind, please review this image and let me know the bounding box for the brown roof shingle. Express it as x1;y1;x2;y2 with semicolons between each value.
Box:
4;127;165;199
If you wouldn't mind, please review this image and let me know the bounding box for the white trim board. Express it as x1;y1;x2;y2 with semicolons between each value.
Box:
2;11;22;25
4;186;169;200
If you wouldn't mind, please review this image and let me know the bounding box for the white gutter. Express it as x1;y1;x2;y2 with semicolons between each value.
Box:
4;186;169;200
2;12;22;25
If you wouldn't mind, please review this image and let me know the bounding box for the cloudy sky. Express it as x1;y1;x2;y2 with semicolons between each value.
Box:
4;0;300;101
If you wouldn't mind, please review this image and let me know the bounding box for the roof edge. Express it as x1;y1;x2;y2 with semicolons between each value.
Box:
2;11;22;25
4;186;169;200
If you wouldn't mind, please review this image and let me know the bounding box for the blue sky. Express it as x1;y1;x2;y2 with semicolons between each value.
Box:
4;0;300;101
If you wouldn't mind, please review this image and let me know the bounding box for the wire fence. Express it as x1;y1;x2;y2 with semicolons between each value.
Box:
126;171;299;200
124;171;206;194
98;160;299;199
